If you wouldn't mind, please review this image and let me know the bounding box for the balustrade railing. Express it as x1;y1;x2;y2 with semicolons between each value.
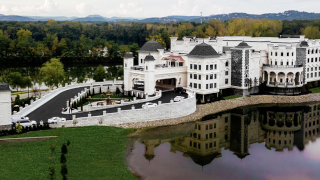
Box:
263;64;303;68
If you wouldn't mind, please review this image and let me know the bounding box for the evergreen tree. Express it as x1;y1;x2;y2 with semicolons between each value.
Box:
61;143;68;154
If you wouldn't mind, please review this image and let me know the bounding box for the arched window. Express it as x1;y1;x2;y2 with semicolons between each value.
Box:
275;52;278;56
271;61;273;65
275;61;278;65
287;52;289;56
225;61;229;67
281;52;284;56
308;50;310;54
312;49;314;54
281;61;283;65
292;52;294;56
316;49;318;53
287;61;289;65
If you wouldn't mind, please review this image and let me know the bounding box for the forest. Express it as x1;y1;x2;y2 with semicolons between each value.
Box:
0;18;320;65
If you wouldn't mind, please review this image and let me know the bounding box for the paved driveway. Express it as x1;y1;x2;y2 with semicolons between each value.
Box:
27;87;188;123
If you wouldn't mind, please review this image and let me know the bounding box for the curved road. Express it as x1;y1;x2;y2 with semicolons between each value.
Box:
27;87;188;123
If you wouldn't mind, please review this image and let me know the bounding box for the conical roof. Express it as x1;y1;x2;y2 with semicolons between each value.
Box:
0;83;10;92
235;41;251;48
139;40;164;52
300;41;309;47
188;43;220;58
145;55;156;61
123;52;134;58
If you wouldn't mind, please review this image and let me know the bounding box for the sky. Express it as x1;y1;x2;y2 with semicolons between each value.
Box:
1;0;320;18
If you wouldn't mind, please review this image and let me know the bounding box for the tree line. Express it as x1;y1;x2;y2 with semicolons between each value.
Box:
1;19;320;65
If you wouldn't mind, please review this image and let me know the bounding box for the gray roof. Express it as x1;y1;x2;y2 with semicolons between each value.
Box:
235;41;251;48
144;55;156;61
0;83;11;92
188;43;220;58
138;40;164;52
123;52;134;58
300;41;309;47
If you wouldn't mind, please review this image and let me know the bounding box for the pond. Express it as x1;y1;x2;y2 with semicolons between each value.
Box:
127;102;320;180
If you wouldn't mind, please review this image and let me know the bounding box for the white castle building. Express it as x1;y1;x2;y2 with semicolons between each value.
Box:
0;83;12;129
123;35;319;99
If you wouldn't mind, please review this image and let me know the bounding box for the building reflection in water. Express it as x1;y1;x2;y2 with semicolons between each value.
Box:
139;103;320;166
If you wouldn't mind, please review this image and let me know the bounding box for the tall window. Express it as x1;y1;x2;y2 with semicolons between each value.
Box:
190;64;193;69
206;75;208;80
194;64;197;70
206;65;209;70
210;65;213;70
190;73;192;79
210;74;213;79
214;64;217;69
194;83;197;88
194;74;197;79
199;84;201;89
226;61;229;67
225;79;228;84
199;65;201;70
214;74;217;79
225;71;228;76
199;75;201;80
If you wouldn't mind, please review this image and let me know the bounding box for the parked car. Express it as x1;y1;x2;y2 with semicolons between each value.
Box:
142;102;157;109
135;80;144;86
17;120;37;127
11;116;29;123
48;117;67;124
174;87;186;94
174;96;185;102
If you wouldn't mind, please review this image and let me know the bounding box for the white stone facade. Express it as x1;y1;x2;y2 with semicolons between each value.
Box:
124;35;320;97
0;86;11;126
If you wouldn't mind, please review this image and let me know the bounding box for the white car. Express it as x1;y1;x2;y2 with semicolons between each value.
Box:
17;120;37;127
142;102;157;109
48;117;67;124
174;96;185;102
11;116;29;123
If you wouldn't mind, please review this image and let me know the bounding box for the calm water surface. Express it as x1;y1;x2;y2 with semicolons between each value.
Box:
127;103;320;180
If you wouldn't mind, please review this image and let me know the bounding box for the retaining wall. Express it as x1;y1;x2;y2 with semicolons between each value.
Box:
51;91;196;128
116;93;320;129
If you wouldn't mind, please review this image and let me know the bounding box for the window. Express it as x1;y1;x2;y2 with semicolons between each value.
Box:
141;59;143;63
194;64;197;70
210;74;213;79
198;125;201;130
307;68;309;72
206;74;209;80
214;123;216;128
198;134;201;139
308;58;310;63
190;74;192;79
312;67;313;71
210;65;213;70
287;52;289;56
209;133;213;138
146;66;148;70
214;83;217;88
206;84;208;89
226;61;229;67
209;143;212;148
312;58;314;63
206;134;208;140
199;65;201;70
190;64;193;69
199;84;201;89
281;52;283;56
225;71;228;76
214;64;217;69
209;124;213;129
210;83;213;88
225;117;228;123
311;73;313;78
194;83;197;88
214;132;216;137
194;74;197;79
271;52;273;56
275;52;278;56
190;141;192;147
199;75;201;80
316;58;318;62
206;65;208;70
189;83;192;87
214;142;216;147
225;79;228;84
292;52;294;56
214;74;217;79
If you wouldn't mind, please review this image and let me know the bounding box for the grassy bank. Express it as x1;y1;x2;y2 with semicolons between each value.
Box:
223;95;242;100
0;126;136;180
310;87;320;93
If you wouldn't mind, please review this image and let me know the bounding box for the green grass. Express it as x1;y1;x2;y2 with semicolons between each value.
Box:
91;94;133;100
0;127;137;180
223;95;242;100
310;87;320;93
11;89;49;95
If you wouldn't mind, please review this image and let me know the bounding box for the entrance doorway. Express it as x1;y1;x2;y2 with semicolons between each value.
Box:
156;78;177;92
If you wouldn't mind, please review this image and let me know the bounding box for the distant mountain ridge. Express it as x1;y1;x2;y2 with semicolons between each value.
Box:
1;10;320;22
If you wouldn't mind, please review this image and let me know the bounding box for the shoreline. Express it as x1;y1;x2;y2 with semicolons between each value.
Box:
116;93;320;129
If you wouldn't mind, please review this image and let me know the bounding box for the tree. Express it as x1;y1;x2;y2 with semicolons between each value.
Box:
93;65;106;82
48;166;55;180
61;163;68;180
16;122;23;134
61;143;68;154
7;72;23;91
116;87;121;96
301;26;320;39
60;154;66;164
40;58;65;88
146;34;166;48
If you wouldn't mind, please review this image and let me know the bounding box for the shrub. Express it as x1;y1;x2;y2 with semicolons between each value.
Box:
16;122;23;134
61;144;68;154
60;153;66;164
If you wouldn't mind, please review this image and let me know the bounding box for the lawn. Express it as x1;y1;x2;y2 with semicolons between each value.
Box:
11;89;49;95
223;95;242;100
82;94;135;106
310;87;320;93
0;126;137;180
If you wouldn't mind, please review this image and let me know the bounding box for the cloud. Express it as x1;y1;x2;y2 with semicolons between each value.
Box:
0;5;9;13
107;2;143;16
76;3;94;14
10;0;59;14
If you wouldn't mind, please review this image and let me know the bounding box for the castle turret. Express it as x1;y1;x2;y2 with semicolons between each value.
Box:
123;53;134;94
144;55;156;96
0;83;12;129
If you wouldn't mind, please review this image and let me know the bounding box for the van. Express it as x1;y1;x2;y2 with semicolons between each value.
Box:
11;116;29;123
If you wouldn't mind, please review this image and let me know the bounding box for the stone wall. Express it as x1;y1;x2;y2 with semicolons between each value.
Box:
296;48;306;83
117;93;320;129
52;92;196;128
